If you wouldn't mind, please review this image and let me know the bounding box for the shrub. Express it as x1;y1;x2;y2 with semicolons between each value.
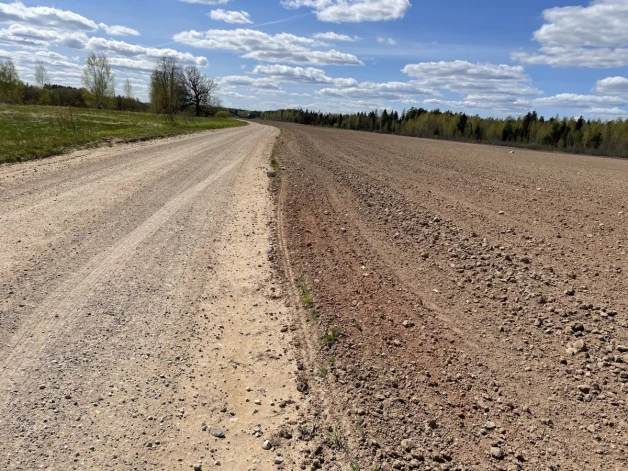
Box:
215;110;230;119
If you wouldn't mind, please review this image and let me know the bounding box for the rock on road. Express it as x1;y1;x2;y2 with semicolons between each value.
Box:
0;123;301;470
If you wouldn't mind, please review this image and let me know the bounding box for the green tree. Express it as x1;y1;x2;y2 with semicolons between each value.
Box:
0;58;21;103
150;57;185;123
181;66;220;117
82;52;115;109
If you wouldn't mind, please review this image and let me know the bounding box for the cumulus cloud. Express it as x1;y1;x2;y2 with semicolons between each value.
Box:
512;46;628;68
397;60;545;114
318;81;436;102
173;28;363;66
86;37;208;66
0;48;79;69
595;76;628;95
220;75;282;91
0;1;97;31
402;60;541;96
107;57;157;72
586;107;628;117
209;9;252;24
252;64;358;86
312;31;359;42
522;93;628;108
0;24;88;48
513;0;628;68
99;23;141;36
282;0;411;23
533;0;628;48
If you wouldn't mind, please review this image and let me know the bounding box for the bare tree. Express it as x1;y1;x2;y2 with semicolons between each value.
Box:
150;57;184;123
34;62;49;88
82;52;115;109
123;78;133;99
182;66;219;117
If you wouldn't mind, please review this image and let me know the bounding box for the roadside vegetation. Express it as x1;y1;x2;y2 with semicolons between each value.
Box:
0;105;243;163
0;53;243;163
261;108;628;159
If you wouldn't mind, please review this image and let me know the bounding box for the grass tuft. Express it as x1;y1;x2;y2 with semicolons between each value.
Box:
328;425;344;450
320;327;341;347
270;150;280;172
296;273;314;307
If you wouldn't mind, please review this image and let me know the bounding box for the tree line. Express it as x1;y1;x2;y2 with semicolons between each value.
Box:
260;108;628;158
0;53;223;119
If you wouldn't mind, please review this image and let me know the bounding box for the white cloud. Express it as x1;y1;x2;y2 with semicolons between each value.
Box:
318;81;436;101
173;28;363;66
521;93;628;108
0;24;88;49
222;90;257;99
99;23;140;37
533;0;628;48
282;0;411;23
209;9;253;24
86;37;208;66
595;76;628;95
402;60;541;96
252;64;358;86
586;106;628;117
312;31;359;42
377;36;396;45
0;48;79;68
513;0;628;68
0;1;97;31
107;57;156;72
220;75;282;91
512;46;628;68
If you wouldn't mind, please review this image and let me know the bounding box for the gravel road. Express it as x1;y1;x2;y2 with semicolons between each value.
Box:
274;123;627;471
0;123;302;470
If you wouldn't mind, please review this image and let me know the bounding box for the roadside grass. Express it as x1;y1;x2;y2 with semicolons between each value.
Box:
270;149;280;172
296;272;314;307
0;105;245;163
296;272;321;321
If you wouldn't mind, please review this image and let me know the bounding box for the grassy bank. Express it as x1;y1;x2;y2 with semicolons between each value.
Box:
0;105;245;163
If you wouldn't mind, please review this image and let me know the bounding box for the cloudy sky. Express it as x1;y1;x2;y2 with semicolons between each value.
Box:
1;0;628;118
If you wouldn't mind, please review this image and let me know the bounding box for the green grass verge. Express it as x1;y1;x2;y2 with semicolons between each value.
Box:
0;105;245;163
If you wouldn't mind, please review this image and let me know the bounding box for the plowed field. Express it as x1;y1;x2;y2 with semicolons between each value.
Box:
274;122;627;471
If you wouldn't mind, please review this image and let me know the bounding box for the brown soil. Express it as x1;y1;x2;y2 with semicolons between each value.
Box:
273;122;628;471
0;123;306;470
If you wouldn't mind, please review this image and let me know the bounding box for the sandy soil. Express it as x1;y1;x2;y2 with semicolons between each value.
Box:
273;123;627;471
0;123;304;470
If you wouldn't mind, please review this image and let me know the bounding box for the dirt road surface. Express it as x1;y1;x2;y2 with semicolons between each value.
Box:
0;123;304;470
274;123;627;471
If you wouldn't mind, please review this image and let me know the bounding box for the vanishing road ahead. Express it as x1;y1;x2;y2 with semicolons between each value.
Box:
0;122;301;470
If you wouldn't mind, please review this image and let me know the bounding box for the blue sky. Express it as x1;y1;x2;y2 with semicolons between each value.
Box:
1;0;628;118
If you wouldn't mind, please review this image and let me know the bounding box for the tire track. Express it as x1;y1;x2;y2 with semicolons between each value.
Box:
0;124;272;411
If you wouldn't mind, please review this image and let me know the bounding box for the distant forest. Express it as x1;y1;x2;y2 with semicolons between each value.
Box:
18;83;149;112
260;108;628;158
